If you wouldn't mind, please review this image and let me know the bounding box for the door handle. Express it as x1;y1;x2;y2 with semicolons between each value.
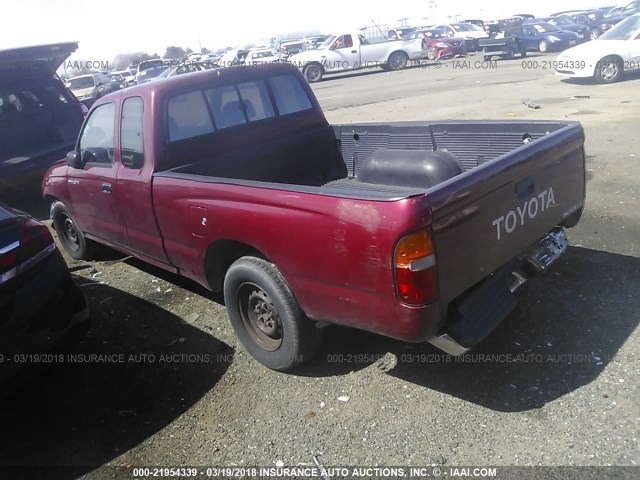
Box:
351;50;358;54
102;183;112;195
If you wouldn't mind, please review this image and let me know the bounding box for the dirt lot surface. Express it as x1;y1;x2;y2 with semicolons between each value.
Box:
1;54;638;479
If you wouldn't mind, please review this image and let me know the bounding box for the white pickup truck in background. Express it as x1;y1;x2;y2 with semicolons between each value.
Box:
288;31;426;82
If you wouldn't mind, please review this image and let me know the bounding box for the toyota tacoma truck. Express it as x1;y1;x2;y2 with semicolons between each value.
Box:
288;30;426;82
42;64;586;371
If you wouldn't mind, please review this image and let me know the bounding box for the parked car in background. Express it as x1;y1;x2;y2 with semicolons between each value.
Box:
290;30;426;82
105;72;128;91
512;14;536;20
135;58;165;83
219;48;250;67
303;35;331;49
113;69;136;86
0;203;90;390
479;18;528;60
521;22;581;52
136;66;170;85
407;29;467;59
568;10;627;39
433;23;489;51
244;48;281;65
152;62;207;81
555;13;640;83
65;72;111;107
540;16;591;42
0;42;85;198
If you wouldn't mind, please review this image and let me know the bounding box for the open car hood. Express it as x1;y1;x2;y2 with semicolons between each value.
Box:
0;42;78;83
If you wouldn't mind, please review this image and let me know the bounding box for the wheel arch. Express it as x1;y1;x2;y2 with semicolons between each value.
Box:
204;239;270;293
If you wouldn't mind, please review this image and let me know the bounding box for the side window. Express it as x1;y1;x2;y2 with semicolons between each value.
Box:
334;35;353;49
205;85;246;129
236;80;275;122
79;102;115;165
268;75;313;116
168;91;214;142
121;97;144;169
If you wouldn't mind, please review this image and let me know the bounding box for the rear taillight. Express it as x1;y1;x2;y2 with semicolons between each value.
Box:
394;228;437;306
0;220;55;284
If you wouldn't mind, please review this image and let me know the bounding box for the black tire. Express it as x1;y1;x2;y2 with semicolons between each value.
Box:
505;49;514;60
594;56;623;84
521;48;528;58
388;51;409;71
223;257;323;371
51;201;94;260
484;55;492;62
303;63;323;83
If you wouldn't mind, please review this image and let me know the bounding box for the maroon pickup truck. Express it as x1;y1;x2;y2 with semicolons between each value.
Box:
42;64;586;371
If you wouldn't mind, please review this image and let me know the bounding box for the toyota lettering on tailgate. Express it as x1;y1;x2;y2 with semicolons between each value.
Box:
492;187;556;241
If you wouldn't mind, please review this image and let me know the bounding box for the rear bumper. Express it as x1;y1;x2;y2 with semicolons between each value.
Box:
428;228;568;355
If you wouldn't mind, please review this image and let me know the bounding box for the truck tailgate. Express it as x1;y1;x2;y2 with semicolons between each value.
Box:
427;122;585;308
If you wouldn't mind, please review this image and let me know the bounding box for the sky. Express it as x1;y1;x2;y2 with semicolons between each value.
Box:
2;0;618;62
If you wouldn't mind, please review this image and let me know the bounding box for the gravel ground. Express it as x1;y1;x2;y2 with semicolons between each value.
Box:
0;53;638;479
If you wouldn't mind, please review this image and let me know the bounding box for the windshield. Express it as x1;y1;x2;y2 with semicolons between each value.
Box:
107;74;123;81
550;17;572;26
599;14;640;40
318;35;336;49
66;76;94;90
453;23;481;32
529;23;560;33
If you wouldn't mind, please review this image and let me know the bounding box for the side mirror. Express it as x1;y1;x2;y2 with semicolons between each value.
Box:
66;151;84;169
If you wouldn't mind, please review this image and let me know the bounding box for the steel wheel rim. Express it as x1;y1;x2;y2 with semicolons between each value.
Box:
393;55;406;69
539;41;548;53
61;214;80;252
591;30;599;40
601;62;619;81
237;282;283;351
307;66;321;82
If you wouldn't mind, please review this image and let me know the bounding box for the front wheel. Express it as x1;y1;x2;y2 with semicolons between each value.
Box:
590;28;600;41
223;257;323;371
303;64;323;83
51;201;94;260
538;40;549;53
595;56;623;83
388;51;409;71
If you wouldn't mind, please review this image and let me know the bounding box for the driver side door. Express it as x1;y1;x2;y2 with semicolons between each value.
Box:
323;35;360;72
66;101;129;247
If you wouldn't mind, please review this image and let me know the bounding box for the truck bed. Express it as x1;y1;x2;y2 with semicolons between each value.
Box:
157;120;580;201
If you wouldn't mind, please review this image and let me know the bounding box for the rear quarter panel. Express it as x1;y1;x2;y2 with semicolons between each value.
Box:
152;177;439;340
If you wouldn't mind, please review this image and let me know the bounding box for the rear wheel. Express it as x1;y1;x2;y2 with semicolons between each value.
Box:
504;49;514;60
520;48;528;58
223;257;323;371
538;40;549;53
388;51;409;71
303;63;323;83
51;201;94;260
484;55;492;62
595;56;623;83
590;28;600;41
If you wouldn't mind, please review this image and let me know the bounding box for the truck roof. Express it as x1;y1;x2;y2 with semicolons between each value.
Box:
100;63;305;101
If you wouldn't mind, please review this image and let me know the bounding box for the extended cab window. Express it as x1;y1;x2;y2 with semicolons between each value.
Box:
268;75;313;115
121;97;144;168
237;81;275;122
205;85;247;129
79;103;115;165
168;91;214;142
